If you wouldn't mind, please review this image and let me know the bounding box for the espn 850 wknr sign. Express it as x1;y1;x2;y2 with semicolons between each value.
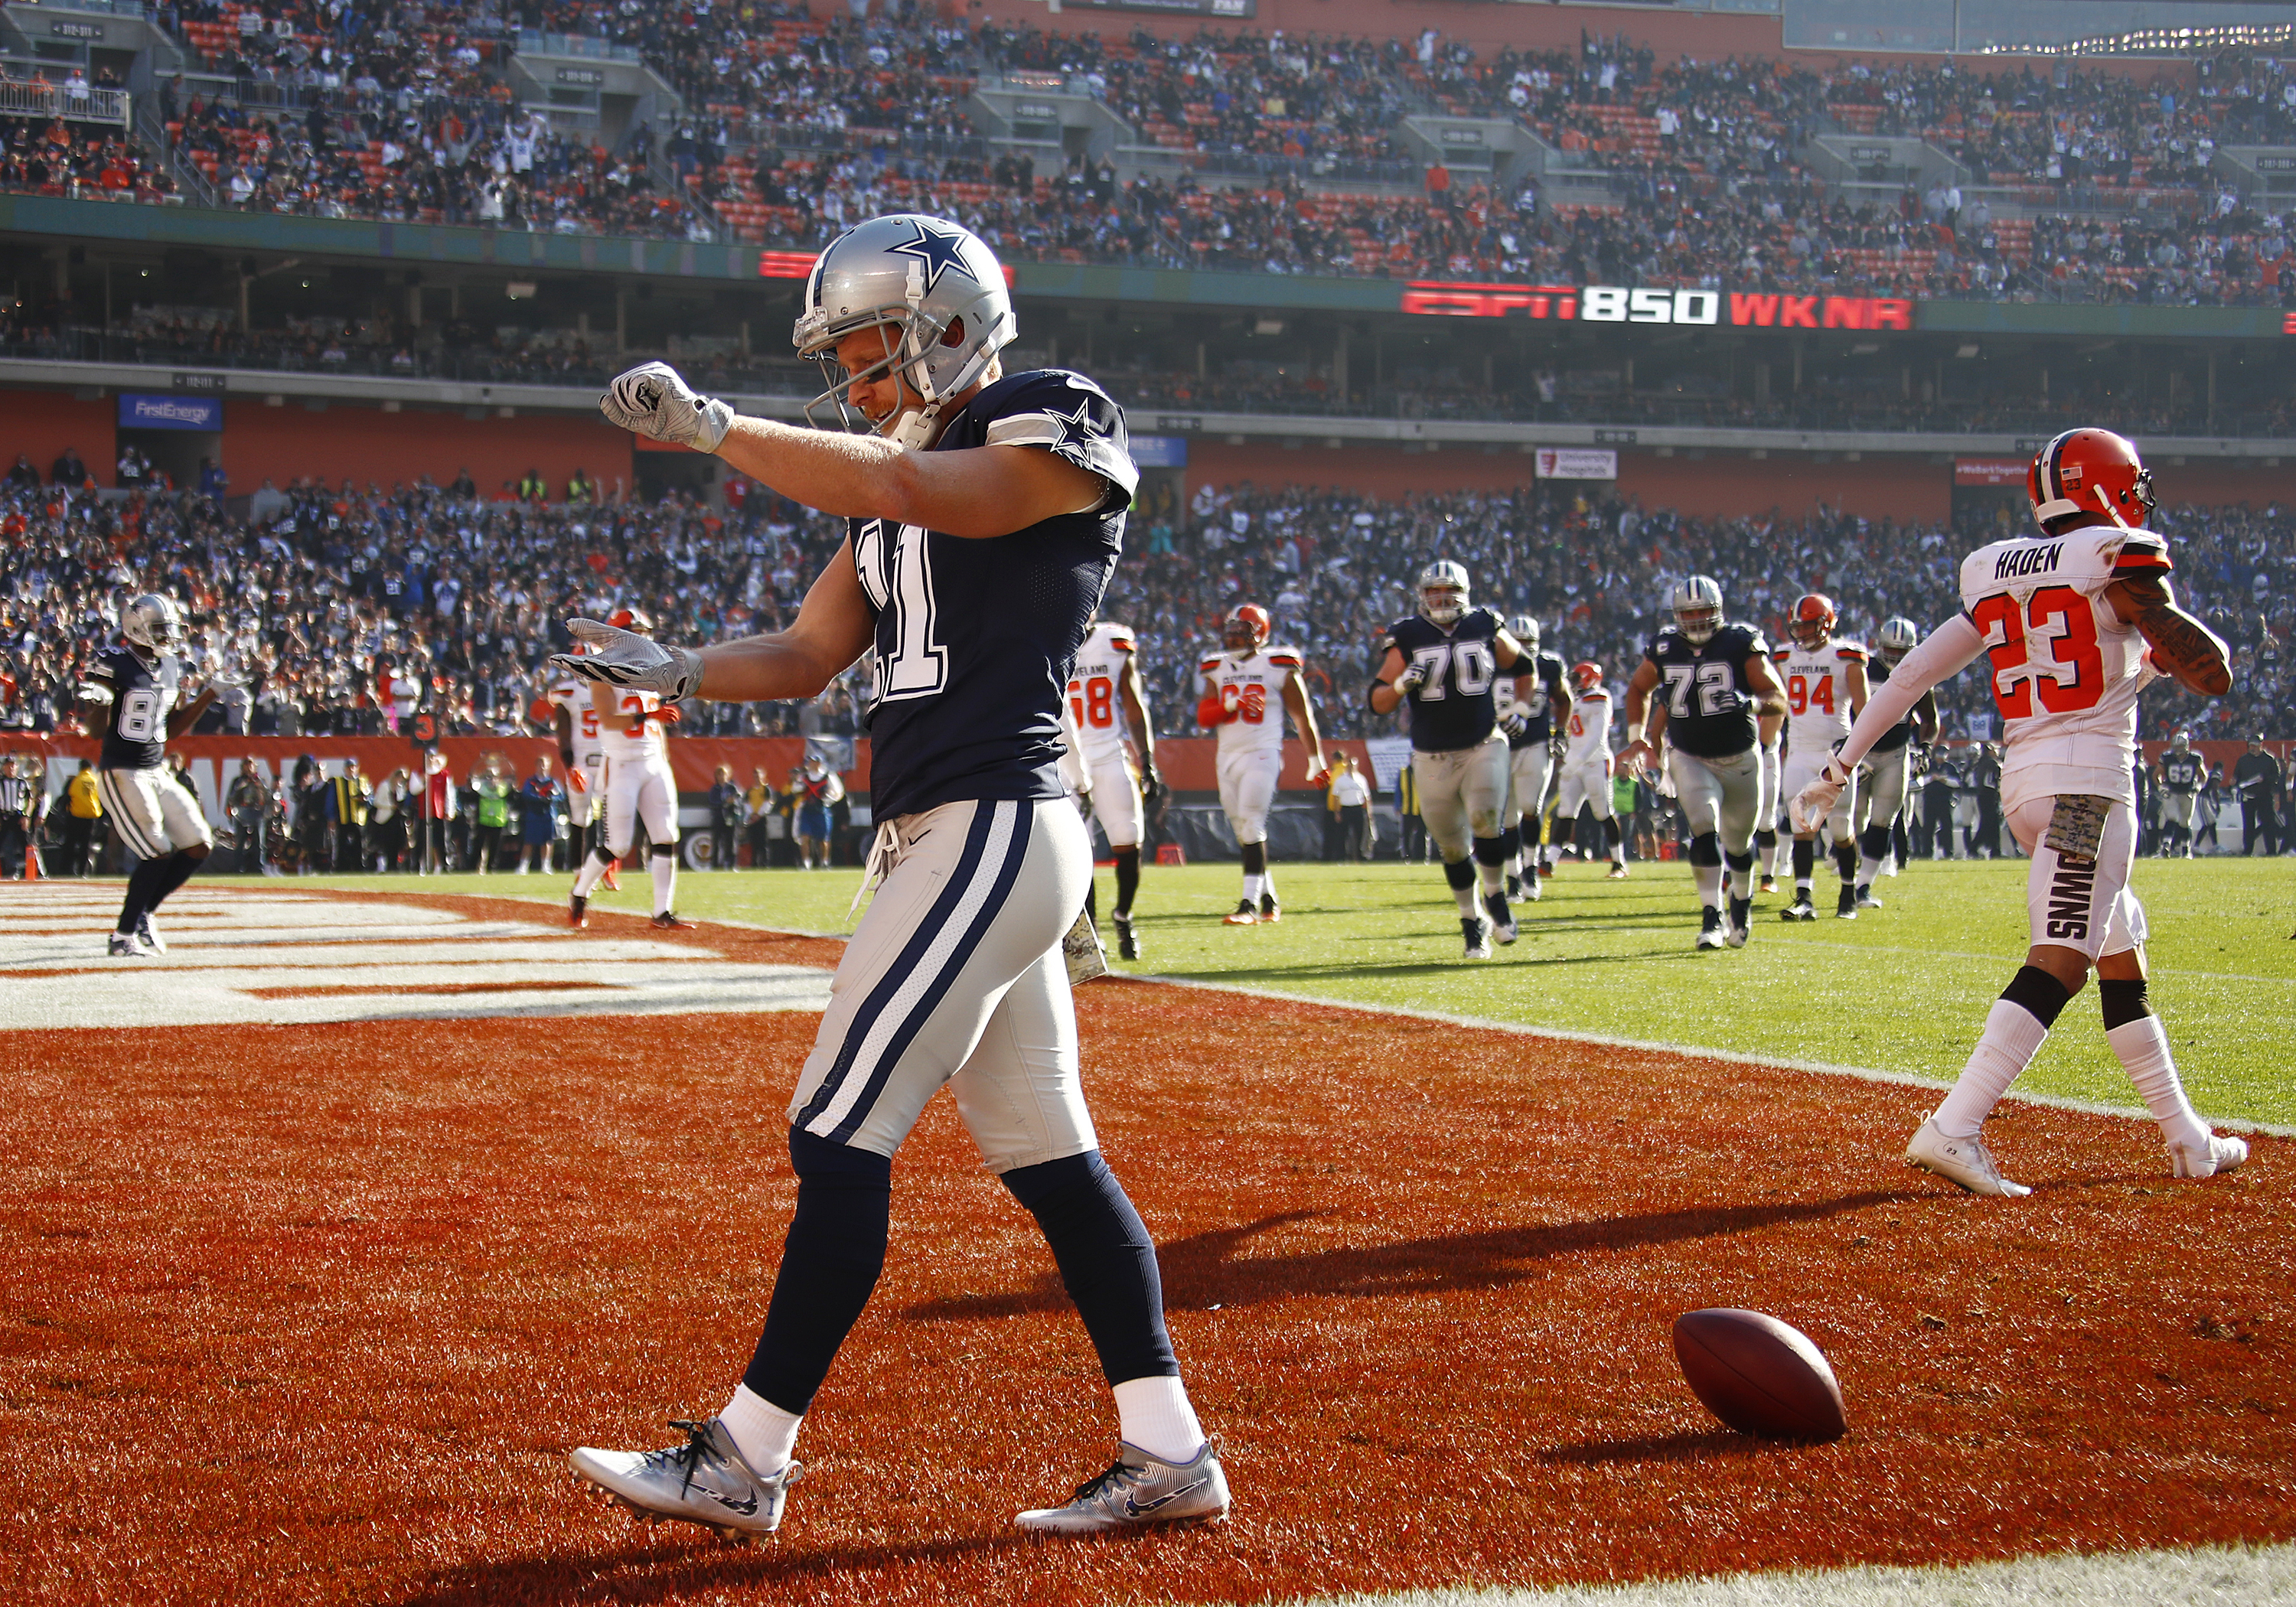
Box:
1402;280;1914;331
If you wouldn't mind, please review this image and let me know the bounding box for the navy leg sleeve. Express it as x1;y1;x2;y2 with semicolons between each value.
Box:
1003;1149;1178;1385
743;1128;894;1413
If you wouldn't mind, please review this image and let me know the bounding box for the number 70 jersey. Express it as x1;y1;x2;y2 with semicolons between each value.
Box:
1958;524;2169;808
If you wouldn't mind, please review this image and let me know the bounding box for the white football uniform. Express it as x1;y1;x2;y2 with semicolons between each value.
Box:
548;673;607;827
1202;644;1299;847
1068;621;1143;849
595;683;679;855
1777;639;1867;835
1553;689;1616;823
1961;523;2170;958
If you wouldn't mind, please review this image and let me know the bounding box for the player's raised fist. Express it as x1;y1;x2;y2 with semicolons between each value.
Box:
599;361;737;454
550;618;703;702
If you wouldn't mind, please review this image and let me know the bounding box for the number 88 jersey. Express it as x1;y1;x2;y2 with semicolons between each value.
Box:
1384;606;1506;752
1958;524;2168;809
87;645;178;771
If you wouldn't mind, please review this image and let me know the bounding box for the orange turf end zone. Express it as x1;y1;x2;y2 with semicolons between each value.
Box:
2;893;2290;1605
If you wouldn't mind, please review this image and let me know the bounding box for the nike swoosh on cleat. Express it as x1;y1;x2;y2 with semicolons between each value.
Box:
710;1491;760;1516
1124;1478;1206;1517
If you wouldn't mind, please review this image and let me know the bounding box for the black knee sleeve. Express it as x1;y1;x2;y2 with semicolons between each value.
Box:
2000;964;2073;1029
1832;840;1857;883
1442;856;1477;890
1603;818;1623;851
1240;841;1266;876
1791;837;1815;878
590;843;618;869
1688;831;1722;869
1002;1150;1176;1386
1496;823;1521;861
744;1129;894;1413
1473;833;1508;868
1723;849;1753;875
2099;977;2151;1030
651;845;674;863
1755;827;1777;850
1860;823;1892;860
1112;846;1140;914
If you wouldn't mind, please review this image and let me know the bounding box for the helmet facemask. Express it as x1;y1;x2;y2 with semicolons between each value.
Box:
1676;608;1720;645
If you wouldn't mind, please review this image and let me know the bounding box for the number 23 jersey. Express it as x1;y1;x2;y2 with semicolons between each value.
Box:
1384;607;1507;753
1642;623;1766;758
1958;524;2168;811
850;367;1137;823
86;646;178;771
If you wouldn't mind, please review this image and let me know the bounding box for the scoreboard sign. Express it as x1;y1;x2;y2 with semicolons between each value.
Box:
1404;280;1913;331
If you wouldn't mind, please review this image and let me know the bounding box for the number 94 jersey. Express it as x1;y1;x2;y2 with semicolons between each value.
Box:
1958;524;2169;810
86;646;178;771
1385;606;1507;753
1643;622;1767;758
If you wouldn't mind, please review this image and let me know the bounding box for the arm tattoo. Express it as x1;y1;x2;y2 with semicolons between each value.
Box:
2118;575;2231;695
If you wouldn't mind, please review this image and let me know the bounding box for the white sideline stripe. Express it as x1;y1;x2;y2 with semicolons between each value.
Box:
1128;973;2296;1140
1786;937;2296;989
1287;1542;2296;1607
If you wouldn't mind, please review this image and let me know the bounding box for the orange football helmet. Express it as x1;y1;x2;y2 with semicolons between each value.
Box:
2029;428;2154;533
1788;593;1837;650
1223;604;1271;654
1568;660;1603;694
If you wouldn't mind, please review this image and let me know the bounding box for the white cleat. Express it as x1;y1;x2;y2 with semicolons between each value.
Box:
569;1417;801;1540
1462;916;1493;960
1015;1439;1230;1536
1906;1119;2030;1198
135;913;167;953
107;932;151;958
2169;1133;2249;1180
1854;885;1883;910
1695;908;1727;950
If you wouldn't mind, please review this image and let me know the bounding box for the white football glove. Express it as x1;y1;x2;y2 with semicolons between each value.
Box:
599;361;737;454
548;618;704;702
1790;755;1854;833
1393;663;1428;698
1498;702;1531;740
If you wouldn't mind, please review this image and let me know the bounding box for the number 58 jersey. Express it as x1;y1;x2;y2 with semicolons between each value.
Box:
1958;524;2170;812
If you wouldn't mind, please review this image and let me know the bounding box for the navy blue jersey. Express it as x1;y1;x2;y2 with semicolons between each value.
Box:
853;368;1137;822
1643;622;1766;759
1868;656;1914;754
2161;751;2205;793
1384;606;1507;753
85;646;178;771
1505;651;1567;749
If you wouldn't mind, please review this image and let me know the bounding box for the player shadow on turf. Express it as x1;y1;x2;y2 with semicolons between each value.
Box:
403;1531;1016;1603
902;1192;1910;1321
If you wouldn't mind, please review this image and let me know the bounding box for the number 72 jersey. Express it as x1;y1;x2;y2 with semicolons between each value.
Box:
1958;524;2168;807
1642;622;1767;758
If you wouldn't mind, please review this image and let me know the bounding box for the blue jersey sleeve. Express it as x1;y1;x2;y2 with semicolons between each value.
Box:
977;369;1138;514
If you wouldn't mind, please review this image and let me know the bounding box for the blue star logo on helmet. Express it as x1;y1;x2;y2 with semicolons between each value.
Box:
886;218;977;296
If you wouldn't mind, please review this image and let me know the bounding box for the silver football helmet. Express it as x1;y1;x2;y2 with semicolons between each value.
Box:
2171;730;2191;752
121;592;186;657
792;213;1016;448
1670;575;1724;644
1508;614;1539;652
1877;616;1919;662
1417;561;1469;628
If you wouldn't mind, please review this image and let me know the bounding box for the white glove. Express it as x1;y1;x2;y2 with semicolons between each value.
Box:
1499;702;1530;739
1393;663;1428;698
1789;755;1853;833
548;618;704;702
599;361;736;454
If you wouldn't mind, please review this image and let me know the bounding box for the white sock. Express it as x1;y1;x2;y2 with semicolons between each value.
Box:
2106;1015;2209;1152
1936;999;2051;1138
1859;852;1885;885
1759;841;1779;876
719;1383;801;1473
1241;872;1264;904
1259;867;1277;901
1112;1374;1203;1464
1692;863;1724;906
652;851;677;916
1794;876;1814;894
1451;880;1479;918
1476;859;1505;895
570;852;609;899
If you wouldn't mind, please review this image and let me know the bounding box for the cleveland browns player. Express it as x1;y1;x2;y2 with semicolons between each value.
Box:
1199;603;1326;925
1544;661;1627;878
1617;576;1788;950
81;592;216;955
1068;616;1159;958
1773;593;1869;921
1368;562;1532;959
566;606;687;930
559;211;1225;1539
1796;427;2245;1195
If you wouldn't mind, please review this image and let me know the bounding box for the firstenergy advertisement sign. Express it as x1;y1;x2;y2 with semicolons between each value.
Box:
1401;281;1914;331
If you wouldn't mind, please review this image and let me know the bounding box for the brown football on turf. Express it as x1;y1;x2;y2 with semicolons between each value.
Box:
1671;1308;1848;1441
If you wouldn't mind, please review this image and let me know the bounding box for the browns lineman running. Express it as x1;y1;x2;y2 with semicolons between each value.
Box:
1199;604;1325;924
1795;427;2245;1195
558;212;1226;1537
1773;593;1869;921
1068;615;1159;957
566;607;687;930
541;654;611;881
1368;562;1533;959
1617;577;1789;950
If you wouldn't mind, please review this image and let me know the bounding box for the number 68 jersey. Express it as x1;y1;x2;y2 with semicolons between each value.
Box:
1199;642;1303;758
1959;523;2170;811
86;645;179;771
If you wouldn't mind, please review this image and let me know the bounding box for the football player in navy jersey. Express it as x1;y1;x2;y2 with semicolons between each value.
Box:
1497;614;1567;902
1368;561;1532;959
80;593;217;956
1616;576;1789;950
556;214;1225;1541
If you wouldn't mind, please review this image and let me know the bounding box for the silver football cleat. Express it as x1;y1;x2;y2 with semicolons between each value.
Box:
1015;1438;1230;1537
570;1417;801;1540
1462;916;1492;960
1906;1119;2030;1198
2168;1133;2249;1180
135;912;167;953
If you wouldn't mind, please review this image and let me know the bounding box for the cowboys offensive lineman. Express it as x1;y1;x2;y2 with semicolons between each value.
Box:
1497;614;1567;901
556;213;1225;1539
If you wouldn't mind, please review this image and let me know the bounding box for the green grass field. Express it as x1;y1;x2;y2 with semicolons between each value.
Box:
318;852;2296;1128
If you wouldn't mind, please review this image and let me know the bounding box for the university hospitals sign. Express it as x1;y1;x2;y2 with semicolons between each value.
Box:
1401;281;1914;331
